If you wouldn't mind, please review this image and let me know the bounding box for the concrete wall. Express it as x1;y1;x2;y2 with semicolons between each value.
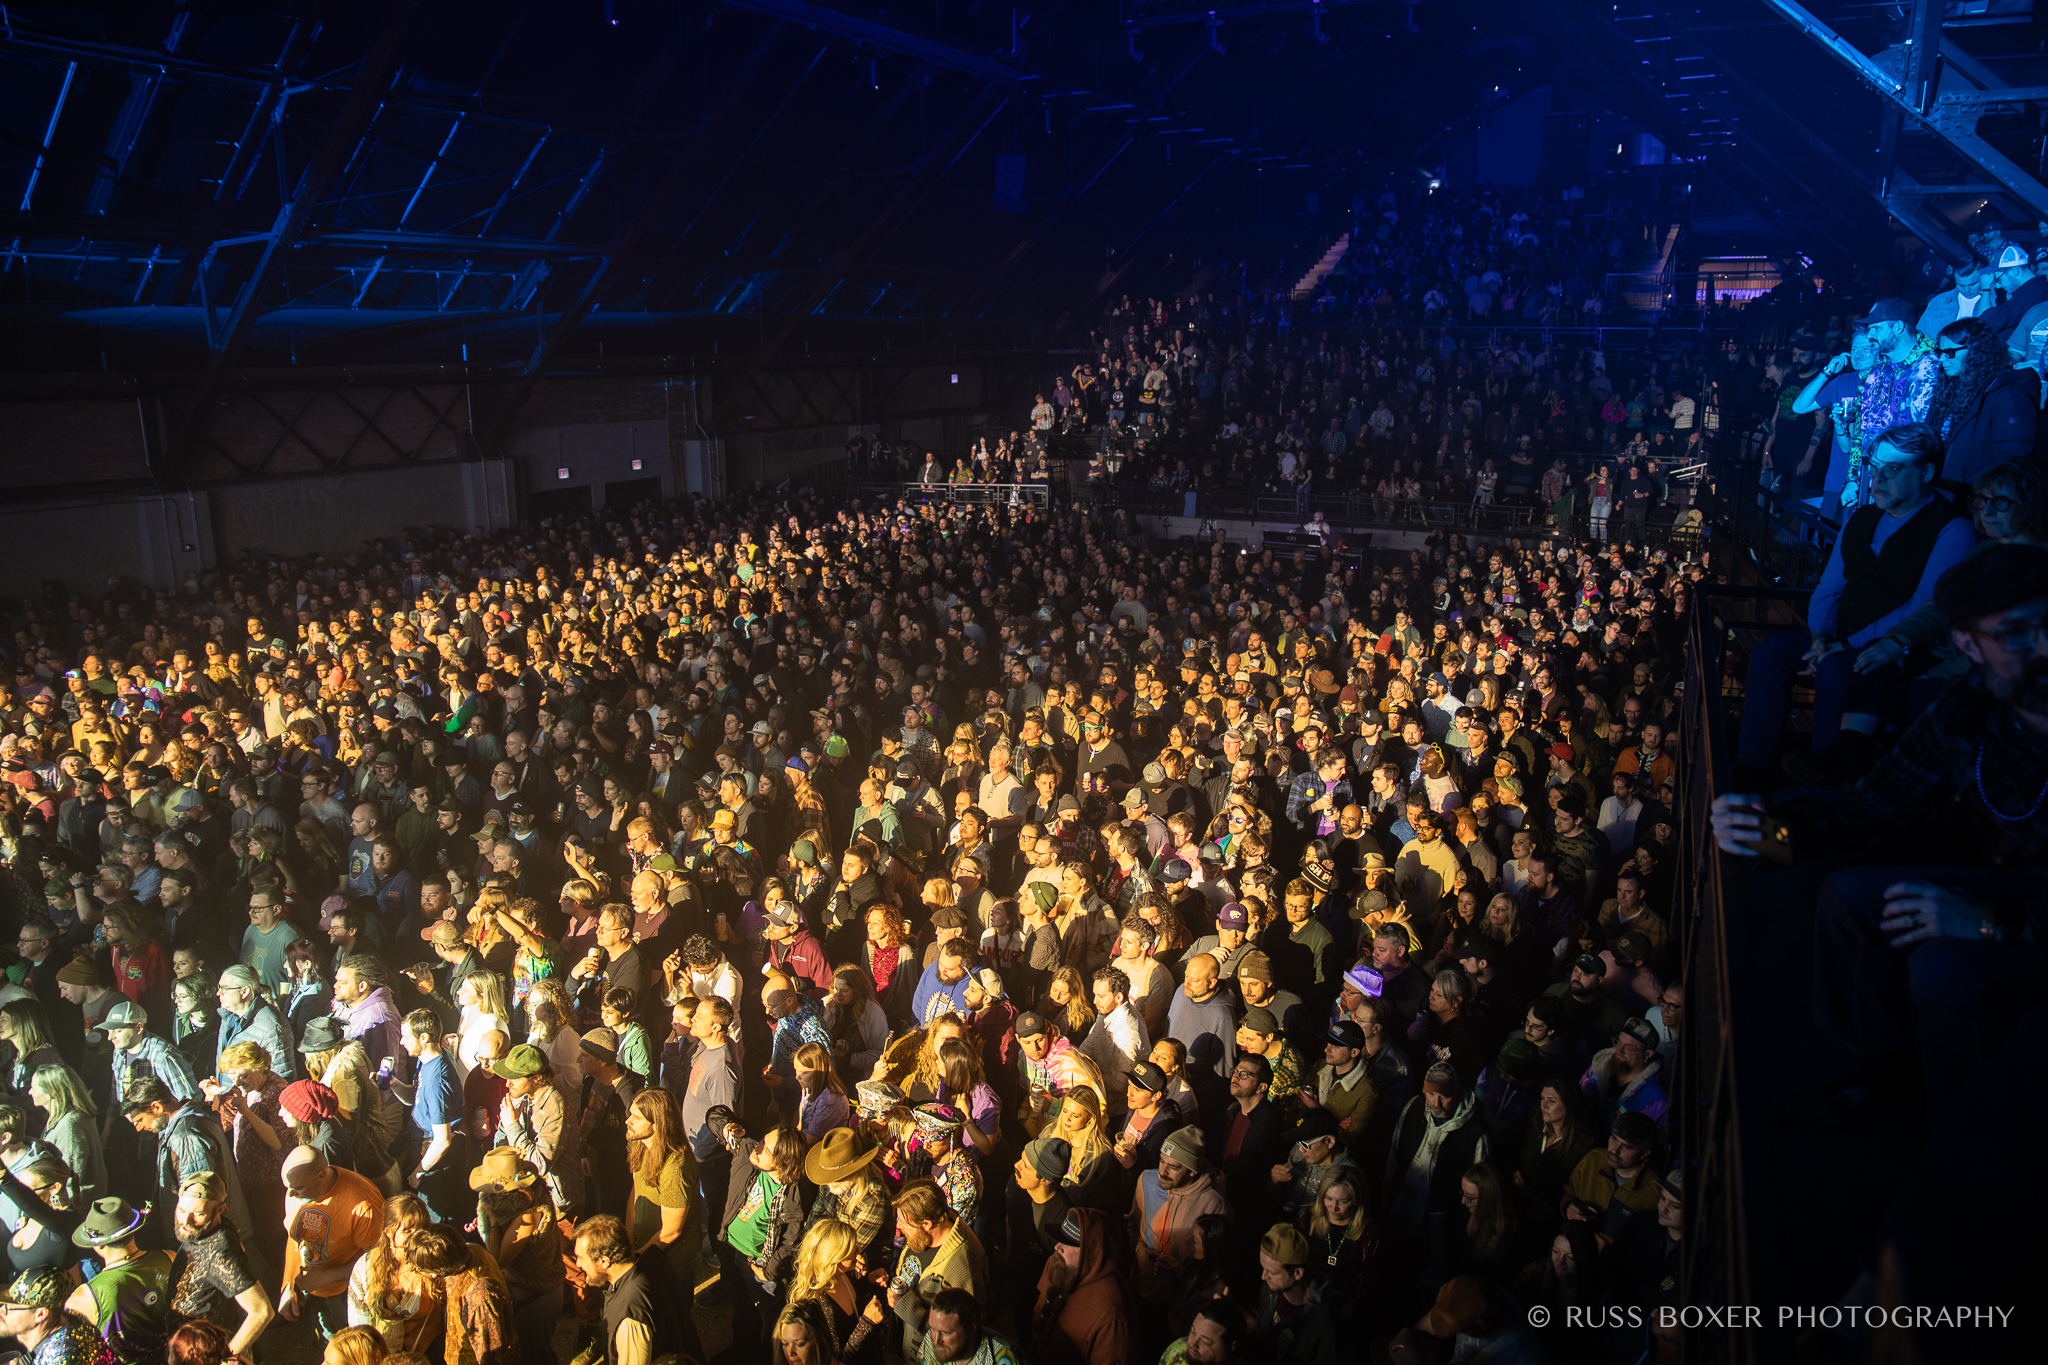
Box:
723;425;863;489
0;399;153;491
507;417;674;507
208;462;474;558
0;363;995;595
0;489;211;599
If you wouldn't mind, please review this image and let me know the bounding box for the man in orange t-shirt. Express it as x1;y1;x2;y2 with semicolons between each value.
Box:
279;1145;385;1338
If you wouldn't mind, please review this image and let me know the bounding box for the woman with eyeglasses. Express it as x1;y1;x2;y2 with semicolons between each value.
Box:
1926;317;2040;490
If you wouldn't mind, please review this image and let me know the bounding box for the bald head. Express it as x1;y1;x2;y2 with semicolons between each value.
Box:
281;1144;332;1198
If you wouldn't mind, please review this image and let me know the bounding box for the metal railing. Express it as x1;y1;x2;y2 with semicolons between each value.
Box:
854;479;1565;534
1724;473;1841;591
878;480;1054;506
1674;580;1813;1365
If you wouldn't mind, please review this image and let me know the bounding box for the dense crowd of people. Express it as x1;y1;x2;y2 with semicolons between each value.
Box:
4;187;2046;1365
0;452;1715;1365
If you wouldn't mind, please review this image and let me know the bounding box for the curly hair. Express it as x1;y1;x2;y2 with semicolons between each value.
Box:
1927;317;2010;443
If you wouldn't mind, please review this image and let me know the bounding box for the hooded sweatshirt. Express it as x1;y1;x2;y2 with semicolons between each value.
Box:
1578;1049;1669;1132
1128;1166;1227;1305
1034;1208;1137;1365
338;985;407;1081
1384;1090;1491;1231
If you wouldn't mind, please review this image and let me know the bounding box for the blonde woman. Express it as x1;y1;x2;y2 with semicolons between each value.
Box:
453;972;512;1080
28;1065;106;1203
790;1041;851;1140
522;978;582;1110
0;1000;62;1099
1041;965;1095;1041
1052;1086;1118;1208
784;1218;885;1365
871;1011;970;1103
321;1326;387;1365
1306;1170;1379;1309
1484;892;1550;998
919;877;958;924
346;1194;442;1353
466;887;515;963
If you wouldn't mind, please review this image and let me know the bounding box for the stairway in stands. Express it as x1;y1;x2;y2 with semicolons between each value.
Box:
1290;233;1351;300
1614;222;1682;316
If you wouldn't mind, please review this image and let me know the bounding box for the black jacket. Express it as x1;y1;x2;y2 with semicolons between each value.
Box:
1939;365;2041;489
602;1254;689;1365
1209;1096;1290;1225
1382;1093;1492;1225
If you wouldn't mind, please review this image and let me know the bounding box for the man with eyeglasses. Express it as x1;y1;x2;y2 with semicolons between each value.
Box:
1212;1053;1287;1232
1073;709;1133;797
1737;422;1978;789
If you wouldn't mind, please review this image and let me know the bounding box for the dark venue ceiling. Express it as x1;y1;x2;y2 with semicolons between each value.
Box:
0;1;2042;438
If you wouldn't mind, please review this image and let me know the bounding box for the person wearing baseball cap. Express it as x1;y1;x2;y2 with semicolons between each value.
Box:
1385;1061;1490;1244
960;966;1010;1029
104;999;205;1118
1185;901;1255;979
1271;1106;1349;1219
1537;952;1630;1062
0;1267;101;1362
1582;1016;1669;1137
1306;1019;1375;1138
1115;1057;1180;1171
1975;237;2047;337
1253;1222;1332;1344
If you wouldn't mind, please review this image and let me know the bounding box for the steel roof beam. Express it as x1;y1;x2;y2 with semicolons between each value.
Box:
163;0;427;473
476;26;805;454
1762;0;2048;221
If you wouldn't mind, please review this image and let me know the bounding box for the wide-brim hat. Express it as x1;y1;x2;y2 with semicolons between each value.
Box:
71;1197;149;1248
469;1145;540;1191
300;1016;345;1052
804;1126;881;1183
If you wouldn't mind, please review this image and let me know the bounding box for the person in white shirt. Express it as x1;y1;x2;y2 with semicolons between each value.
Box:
1109;920;1173;1040
1081;967;1150;1120
1668;391;1695;432
1500;826;1537;898
1596;771;1645;854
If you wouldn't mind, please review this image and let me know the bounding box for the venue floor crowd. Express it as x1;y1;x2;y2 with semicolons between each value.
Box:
0;188;2043;1365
